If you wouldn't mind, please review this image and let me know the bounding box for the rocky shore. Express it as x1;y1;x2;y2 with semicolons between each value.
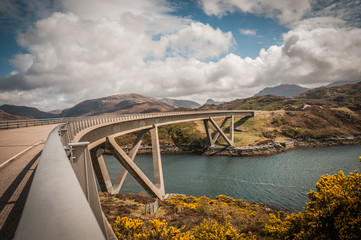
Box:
105;135;361;157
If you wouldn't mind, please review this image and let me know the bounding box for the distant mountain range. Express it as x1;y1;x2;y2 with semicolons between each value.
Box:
0;104;57;119
200;81;361;111
0;94;201;119
61;93;175;117
160;98;201;109
204;99;224;105
254;84;309;98
1;81;360;120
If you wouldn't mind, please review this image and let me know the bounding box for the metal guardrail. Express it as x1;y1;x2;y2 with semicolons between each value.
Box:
15;110;259;240
0;113;195;130
0;118;65;129
14;126;106;240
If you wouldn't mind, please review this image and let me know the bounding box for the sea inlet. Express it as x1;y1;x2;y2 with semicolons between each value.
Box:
104;145;361;212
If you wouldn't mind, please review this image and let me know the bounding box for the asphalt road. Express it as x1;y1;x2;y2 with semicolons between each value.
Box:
0;125;58;239
0;125;58;165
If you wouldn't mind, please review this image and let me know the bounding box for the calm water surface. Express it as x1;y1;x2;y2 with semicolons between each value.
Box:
103;145;361;212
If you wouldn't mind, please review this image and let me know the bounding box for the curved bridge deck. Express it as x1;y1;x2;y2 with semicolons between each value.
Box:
13;110;260;240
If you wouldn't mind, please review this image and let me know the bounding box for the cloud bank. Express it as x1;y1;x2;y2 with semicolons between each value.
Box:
0;0;360;110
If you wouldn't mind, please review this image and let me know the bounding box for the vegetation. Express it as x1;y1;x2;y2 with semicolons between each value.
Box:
295;82;361;110
265;170;361;239
102;158;361;240
115;122;206;147
103;194;273;239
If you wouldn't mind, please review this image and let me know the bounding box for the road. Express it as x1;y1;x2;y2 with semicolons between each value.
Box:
0;124;58;240
0;125;58;166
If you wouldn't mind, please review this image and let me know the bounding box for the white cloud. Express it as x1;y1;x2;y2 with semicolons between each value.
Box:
0;0;361;111
239;28;256;36
0;1;235;110
166;22;234;59
198;0;311;24
255;17;361;86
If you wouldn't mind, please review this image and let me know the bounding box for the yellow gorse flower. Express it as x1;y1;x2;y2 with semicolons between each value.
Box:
265;170;361;239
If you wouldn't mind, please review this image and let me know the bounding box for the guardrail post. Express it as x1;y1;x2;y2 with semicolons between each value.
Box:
68;142;108;239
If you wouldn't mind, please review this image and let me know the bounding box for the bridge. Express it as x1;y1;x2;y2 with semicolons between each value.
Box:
0;110;259;240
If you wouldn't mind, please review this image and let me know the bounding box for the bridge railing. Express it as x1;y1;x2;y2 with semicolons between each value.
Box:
0;112;189;130
0;118;65;129
61;111;193;145
15;110;259;240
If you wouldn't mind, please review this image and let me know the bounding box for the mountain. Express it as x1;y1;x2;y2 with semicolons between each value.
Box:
254;84;309;98
204;99;224;105
47;109;63;115
0;105;59;119
160;98;201;109
61;93;174;117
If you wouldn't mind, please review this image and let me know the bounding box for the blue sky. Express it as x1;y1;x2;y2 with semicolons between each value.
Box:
0;0;360;110
167;0;288;59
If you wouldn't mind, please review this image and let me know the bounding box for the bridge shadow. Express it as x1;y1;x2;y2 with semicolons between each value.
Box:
0;151;41;240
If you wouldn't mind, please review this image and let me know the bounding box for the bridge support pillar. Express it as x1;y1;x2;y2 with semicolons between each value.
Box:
203;116;235;147
151;125;165;195
90;147;114;193
105;126;165;200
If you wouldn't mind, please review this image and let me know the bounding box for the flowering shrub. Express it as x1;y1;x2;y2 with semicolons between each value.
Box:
112;216;147;240
148;219;180;239
192;219;256;240
265;170;361;239
112;216;258;239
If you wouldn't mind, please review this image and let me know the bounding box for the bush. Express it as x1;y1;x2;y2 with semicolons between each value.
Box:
265;170;361;239
192;219;256;240
281;126;314;139
112;216;146;239
271;118;282;127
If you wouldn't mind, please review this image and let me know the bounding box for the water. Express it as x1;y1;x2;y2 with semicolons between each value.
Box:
103;145;361;212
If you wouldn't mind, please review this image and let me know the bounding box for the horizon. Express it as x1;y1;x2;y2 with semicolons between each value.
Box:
0;0;361;111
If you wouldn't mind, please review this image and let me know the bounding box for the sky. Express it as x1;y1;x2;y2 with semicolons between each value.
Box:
0;0;360;111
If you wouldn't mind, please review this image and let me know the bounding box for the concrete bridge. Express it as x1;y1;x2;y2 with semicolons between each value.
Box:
1;110;259;240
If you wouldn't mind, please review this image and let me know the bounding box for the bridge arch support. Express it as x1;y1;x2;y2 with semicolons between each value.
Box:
70;111;259;200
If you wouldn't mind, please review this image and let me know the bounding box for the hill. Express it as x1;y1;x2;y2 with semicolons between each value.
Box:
145;82;361;148
61;93;174;117
0;104;58;119
254;84;308;98
295;81;361;110
160;98;200;109
324;80;360;87
0;109;31;120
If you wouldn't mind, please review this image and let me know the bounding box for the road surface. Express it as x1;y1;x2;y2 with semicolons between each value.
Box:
0;124;58;239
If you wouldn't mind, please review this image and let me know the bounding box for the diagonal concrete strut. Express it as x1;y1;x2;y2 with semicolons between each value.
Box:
204;116;234;147
111;129;147;194
100;126;165;200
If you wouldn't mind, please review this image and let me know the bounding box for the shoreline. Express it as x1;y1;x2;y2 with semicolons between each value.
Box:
106;135;361;157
